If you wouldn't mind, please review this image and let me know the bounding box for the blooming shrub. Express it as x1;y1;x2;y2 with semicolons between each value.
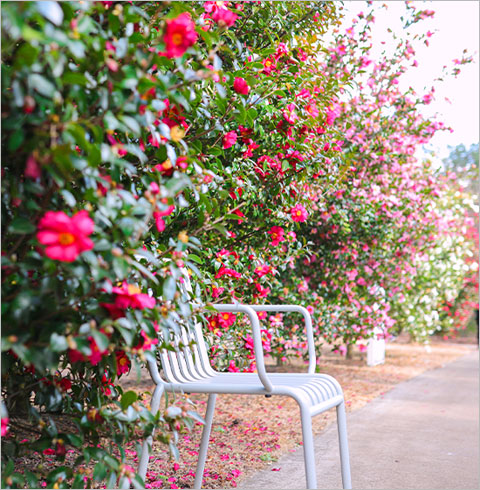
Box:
1;1;341;487
1;1;476;487
272;3;478;351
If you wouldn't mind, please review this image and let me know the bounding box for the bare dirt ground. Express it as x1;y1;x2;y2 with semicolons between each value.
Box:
118;336;477;489
8;336;477;489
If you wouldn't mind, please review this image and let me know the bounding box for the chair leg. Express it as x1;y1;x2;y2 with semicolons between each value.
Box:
300;406;317;489
193;393;217;489
137;384;165;483
336;401;352;490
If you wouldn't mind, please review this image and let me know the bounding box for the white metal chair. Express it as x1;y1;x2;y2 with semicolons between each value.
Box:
137;280;351;489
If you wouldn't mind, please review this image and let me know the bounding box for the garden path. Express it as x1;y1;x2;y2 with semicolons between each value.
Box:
240;350;479;490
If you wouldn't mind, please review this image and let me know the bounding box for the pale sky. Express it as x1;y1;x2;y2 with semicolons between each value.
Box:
339;1;479;161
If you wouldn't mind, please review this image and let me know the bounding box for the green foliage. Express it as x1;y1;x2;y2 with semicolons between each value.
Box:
1;1;341;487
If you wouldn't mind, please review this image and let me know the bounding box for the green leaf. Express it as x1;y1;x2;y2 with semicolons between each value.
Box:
29;74;56;97
247;108;258;120
120;115;141;136
93;462;107;481
163;276;176;301
120;390;138;410
66;433;83;447
103;111;119;131
50;333;68;352
14;44;39;67
25;471;39;488
91;330;110;352
225;213;243;221
62;72;88;86
235;103;246;124
37;1;64;26
8;217;35;234
7;129;24;152
212;224;228;236
250;62;264;70
187;254;204;265
61;189;76;207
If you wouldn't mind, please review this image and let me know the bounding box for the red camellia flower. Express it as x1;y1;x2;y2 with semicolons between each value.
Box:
55;442;66;457
222;131;237;149
233;77;250;95
115;350;131;376
218;312;236;328
211;8;238;27
87;337;108;366
37;210;94;263
164;13;198;58
207;315;220;332
290;204;308;222
55;377;72;392
68;337;108;366
112;282;156;310
267;226;285;246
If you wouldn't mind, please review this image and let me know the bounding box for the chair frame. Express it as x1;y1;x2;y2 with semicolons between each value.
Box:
136;303;352;490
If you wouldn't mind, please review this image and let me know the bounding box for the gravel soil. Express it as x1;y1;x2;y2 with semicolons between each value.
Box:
7;336;476;489
119;336;476;489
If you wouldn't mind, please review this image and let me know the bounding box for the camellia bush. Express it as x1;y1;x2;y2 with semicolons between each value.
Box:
1;1;477;488
1;1;345;488
276;3;479;349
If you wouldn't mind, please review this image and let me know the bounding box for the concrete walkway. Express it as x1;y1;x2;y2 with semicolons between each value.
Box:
240;351;479;490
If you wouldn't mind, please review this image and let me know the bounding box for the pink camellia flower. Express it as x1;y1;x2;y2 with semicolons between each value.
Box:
211;8;238;27
153;204;175;233
222;131;237;149
254;283;270;298
135;330;159;352
255;265;272;277
268;226;285;246
112;282;156;310
233;77;250;95
228;360;240;373
154;213;166;232
283;103;299;124
149;182;160;194
1;418;9;437
215;266;241;279
25;154;41;179
290;204;308;222
37;210;94;262
211;286;224;299
346;270;358;281
164;13;198;58
176;156;189;170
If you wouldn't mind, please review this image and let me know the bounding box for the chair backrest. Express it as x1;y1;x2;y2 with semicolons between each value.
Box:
155;270;216;384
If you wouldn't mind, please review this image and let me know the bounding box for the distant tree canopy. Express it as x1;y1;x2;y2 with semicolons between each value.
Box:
442;143;479;173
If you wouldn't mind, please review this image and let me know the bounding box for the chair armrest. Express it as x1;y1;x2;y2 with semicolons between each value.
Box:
213;304;273;393
246;305;317;374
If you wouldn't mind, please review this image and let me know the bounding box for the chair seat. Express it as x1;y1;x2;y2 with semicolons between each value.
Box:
162;372;344;414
